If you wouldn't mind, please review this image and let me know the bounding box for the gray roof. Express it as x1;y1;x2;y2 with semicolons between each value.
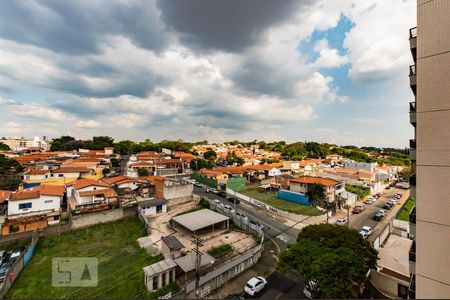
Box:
143;258;177;277
161;235;184;250
138;198;168;208
171;209;229;232
174;252;215;273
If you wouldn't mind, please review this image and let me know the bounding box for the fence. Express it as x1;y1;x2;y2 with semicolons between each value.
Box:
277;189;310;206
372;222;392;250
191;174;217;188
0;230;39;299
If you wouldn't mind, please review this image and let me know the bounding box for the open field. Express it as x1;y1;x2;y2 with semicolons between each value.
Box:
241;188;323;216
6;217;163;299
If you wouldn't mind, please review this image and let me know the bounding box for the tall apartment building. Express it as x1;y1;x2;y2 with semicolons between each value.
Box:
408;0;450;298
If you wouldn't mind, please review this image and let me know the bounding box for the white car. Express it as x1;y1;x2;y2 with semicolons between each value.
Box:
223;204;235;213
213;199;224;207
359;226;373;238
335;218;347;226
244;276;267;296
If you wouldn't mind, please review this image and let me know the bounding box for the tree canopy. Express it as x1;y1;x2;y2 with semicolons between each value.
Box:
0;142;10;151
190;158;209;170
278;224;378;299
137;168;150;177
0;155;24;174
306;183;327;207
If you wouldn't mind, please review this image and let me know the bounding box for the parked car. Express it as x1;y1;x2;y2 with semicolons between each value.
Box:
0;261;12;283
244;276;267;296
359;226;373;238
373;212;384;221
213;199;224;207
382;204;392;210
210;188;219;194
364;199;373;205
227;197;240;205
9;247;25;264
352;205;365;214
193;182;202;187
303;279;321;299
235;212;249;221
335;218;347;226
223;204;235;214
218;191;227;198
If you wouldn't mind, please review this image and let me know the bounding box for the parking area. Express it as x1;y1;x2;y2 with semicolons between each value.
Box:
243;272;306;299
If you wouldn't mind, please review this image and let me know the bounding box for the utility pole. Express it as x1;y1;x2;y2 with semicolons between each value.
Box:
192;234;204;298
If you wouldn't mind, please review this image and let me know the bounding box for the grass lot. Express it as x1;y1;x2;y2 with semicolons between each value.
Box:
241;188;323;216
6;217;164;299
397;197;414;221
207;244;232;258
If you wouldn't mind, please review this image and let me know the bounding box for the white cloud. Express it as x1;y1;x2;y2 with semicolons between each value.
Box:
313;38;349;68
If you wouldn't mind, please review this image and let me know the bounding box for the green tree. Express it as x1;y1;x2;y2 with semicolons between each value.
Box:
306;183;327;207
50;136;78;151
0;155;24;173
190;158;207;171
90;136;114;150
102;168;110;176
278;224;378;299
110;157;119;168
114;140;136;155
0;142;10;151
137;168;150;177
203;150;217;160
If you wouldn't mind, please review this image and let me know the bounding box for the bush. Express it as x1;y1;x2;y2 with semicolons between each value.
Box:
345;184;370;200
207;244;232;258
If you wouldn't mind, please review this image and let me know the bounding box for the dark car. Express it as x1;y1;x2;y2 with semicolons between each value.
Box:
382;204;392;210
227;197;240;205
9;247;25;264
218;191;227;198
0;251;6;266
373;213;384;221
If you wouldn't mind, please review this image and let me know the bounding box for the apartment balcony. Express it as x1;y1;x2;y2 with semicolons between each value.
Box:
409;65;416;95
409;240;416;274
409;274;416;299
409;206;416;224
410;101;416;126
409;174;416;187
409;27;417;61
410;139;416;149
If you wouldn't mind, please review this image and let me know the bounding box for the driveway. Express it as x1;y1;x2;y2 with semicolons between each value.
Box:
244;272;306;299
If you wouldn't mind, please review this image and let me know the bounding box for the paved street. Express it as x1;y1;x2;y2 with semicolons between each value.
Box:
193;186;300;250
346;187;409;240
244;272;306;300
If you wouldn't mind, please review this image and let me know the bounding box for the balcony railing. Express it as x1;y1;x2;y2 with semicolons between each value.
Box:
409;274;416;299
409;206;416;224
410;174;416;186
410;139;416;149
409;241;416;262
409;65;417;94
409;27;417;61
409;101;416;112
410;65;416;75
409;27;417;39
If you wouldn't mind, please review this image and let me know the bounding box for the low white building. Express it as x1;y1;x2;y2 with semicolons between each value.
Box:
8;185;65;223
268;167;282;177
138;198;168;216
67;179;118;213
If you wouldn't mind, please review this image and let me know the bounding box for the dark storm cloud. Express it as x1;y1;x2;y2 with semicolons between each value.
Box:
0;0;167;55
156;0;315;53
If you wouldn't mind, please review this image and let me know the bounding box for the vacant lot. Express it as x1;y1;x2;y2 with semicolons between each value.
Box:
6;217;162;299
241;188;323;216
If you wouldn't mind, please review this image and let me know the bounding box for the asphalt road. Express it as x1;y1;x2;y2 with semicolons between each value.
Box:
244;272;306;300
348;187;406;233
193;186;300;249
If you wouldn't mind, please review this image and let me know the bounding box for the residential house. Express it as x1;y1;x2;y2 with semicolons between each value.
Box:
2;185;65;235
289;177;344;205
67;179;118;214
344;161;377;172
268;167;282;177
199;169;228;191
138;198;168;217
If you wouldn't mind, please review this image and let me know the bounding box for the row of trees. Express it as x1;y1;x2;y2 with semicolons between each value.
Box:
0;155;24;190
278;224;378;298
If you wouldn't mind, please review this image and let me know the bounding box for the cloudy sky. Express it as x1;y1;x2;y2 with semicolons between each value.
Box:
0;0;416;147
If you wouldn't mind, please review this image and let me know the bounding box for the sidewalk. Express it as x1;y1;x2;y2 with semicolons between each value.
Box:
207;239;279;299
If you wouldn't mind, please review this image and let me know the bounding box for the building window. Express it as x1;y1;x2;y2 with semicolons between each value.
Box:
162;272;167;286
58;174;64;178
19;202;32;210
45;200;53;203
156;205;163;213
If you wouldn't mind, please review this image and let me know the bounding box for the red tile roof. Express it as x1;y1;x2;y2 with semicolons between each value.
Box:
0;190;12;203
25;169;50;175
10;190;40;201
70;179;111;190
289;177;339;187
52;167;93;174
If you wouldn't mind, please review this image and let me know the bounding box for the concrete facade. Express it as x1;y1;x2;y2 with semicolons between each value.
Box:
412;1;450;297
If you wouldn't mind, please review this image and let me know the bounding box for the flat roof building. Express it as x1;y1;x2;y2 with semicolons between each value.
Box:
171;209;229;233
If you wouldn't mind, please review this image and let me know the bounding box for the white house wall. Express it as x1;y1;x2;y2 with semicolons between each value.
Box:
8;195;61;216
